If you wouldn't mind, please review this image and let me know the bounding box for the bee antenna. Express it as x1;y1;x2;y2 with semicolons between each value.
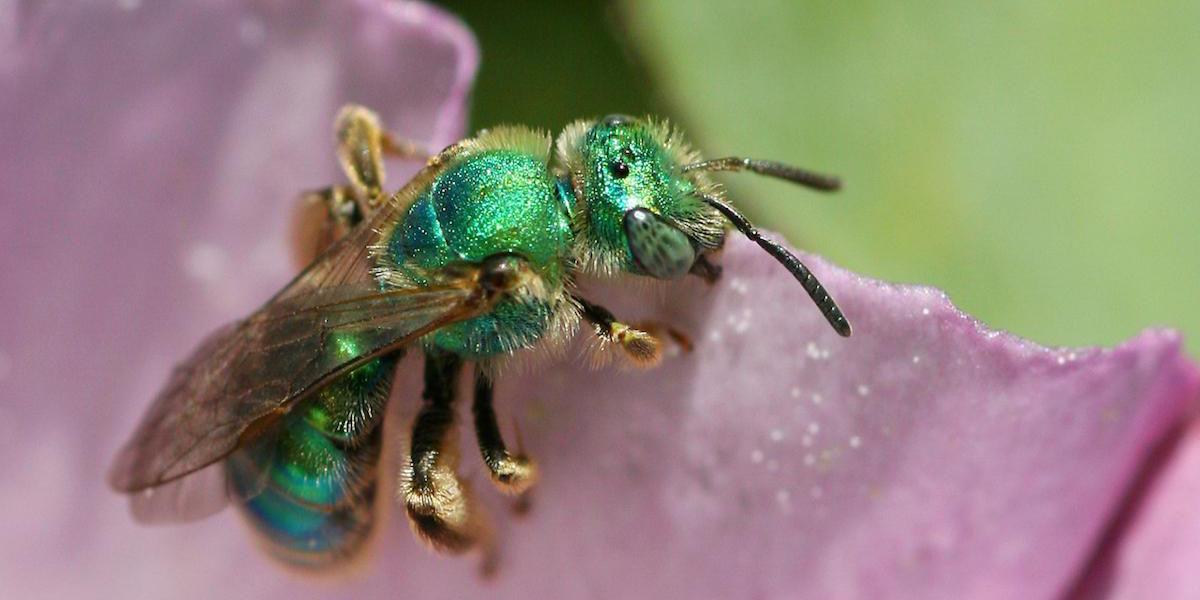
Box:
682;157;841;192
696;192;851;337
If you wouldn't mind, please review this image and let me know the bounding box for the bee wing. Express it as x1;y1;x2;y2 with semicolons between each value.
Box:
110;139;481;496
124;460;234;523
123;412;346;524
108;276;490;494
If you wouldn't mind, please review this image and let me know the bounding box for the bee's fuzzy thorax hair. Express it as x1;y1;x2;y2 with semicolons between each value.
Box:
554;117;728;280
553;118;592;175
366;124;580;371
474;124;554;159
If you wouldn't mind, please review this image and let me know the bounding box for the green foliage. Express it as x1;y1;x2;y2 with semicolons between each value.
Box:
623;1;1200;352
437;0;659;130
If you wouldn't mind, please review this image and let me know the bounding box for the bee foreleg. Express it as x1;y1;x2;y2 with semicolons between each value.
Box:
574;295;693;368
399;351;491;556
472;367;538;497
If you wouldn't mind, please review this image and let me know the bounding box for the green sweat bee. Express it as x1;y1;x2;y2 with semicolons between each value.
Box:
108;105;851;569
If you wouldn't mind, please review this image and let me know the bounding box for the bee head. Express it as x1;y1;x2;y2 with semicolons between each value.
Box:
555;113;852;336
557;114;724;280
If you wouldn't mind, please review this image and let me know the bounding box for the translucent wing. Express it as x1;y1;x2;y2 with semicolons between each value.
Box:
108;278;490;493
126;460;232;523
109;145;485;493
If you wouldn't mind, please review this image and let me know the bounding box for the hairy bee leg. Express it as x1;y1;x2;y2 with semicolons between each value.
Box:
292;104;430;268
380;130;430;161
400;352;491;555
335;104;429;206
472;368;538;497
334;105;388;203
574;295;693;367
289;185;362;268
633;321;694;354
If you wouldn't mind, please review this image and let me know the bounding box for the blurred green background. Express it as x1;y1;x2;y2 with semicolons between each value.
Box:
438;1;1200;355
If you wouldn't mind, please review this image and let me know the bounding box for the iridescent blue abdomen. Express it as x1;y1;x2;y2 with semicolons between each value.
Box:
387;149;573;358
226;340;398;567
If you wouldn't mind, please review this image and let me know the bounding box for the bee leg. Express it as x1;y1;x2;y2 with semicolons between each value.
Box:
633;321;694;354
293;105;433;268
400;351;491;555
472;367;538;498
288;185;362;268
335;104;429;206
574;295;693;368
380;129;430;161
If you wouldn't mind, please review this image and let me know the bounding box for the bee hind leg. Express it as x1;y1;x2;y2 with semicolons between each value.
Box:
400;351;492;557
472;367;538;500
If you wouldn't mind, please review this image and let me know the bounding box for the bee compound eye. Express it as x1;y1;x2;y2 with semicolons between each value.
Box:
623;208;696;280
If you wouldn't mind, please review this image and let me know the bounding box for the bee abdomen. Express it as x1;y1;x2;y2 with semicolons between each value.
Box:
229;422;380;568
226;354;397;568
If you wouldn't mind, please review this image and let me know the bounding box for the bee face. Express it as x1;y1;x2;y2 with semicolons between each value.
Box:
563;115;725;279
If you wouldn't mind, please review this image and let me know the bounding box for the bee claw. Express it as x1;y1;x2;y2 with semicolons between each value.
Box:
610;322;663;367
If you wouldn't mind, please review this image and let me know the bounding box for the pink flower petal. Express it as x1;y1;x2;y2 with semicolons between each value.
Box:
0;1;476;597
392;247;1196;600
4;3;1199;600
1071;420;1200;600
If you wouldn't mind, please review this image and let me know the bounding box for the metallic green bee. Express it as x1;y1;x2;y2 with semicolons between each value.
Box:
109;105;850;569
